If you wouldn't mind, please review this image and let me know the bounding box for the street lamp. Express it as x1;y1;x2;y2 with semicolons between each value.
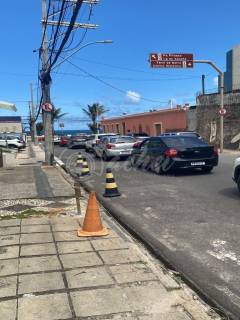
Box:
51;40;113;71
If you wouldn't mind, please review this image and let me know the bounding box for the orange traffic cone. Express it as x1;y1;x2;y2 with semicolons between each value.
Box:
77;192;109;237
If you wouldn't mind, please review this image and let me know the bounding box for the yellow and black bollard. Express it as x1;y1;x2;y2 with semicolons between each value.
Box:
81;157;90;176
103;168;121;197
76;152;83;167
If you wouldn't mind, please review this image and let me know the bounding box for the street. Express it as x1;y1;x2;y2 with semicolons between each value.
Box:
55;145;240;319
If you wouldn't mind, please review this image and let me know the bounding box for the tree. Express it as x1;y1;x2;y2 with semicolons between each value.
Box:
82;103;108;133
52;107;68;122
36;122;44;135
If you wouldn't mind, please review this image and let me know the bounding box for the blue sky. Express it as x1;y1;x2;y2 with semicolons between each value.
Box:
0;0;239;129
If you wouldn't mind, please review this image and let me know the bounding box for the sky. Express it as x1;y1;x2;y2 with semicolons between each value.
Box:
0;0;240;130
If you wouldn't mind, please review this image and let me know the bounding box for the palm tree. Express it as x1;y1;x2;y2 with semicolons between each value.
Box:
82;103;108;133
52;107;68;122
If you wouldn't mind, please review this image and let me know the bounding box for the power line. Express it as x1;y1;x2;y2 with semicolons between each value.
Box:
63;58;168;104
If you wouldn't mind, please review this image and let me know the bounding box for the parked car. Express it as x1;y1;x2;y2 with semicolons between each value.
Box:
67;135;88;149
130;135;218;174
94;135;137;161
53;135;61;144
0;133;25;149
127;132;149;140
59;136;69;147
232;157;240;193
85;133;117;152
160;131;201;138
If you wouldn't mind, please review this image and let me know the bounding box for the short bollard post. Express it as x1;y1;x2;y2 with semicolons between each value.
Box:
74;178;81;215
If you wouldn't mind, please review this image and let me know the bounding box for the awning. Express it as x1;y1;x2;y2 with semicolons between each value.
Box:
0;101;17;112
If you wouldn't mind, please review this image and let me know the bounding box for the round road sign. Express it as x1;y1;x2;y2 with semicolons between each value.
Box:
42;103;53;112
219;108;226;116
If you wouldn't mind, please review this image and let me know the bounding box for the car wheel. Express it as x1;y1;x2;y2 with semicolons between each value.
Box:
103;152;110;161
202;166;213;173
237;175;240;193
150;159;163;174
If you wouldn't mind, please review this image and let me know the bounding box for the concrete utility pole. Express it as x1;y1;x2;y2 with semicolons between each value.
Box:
194;60;224;153
30;83;38;145
41;0;54;165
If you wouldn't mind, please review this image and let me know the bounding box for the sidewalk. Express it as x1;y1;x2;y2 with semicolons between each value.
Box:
0;144;220;319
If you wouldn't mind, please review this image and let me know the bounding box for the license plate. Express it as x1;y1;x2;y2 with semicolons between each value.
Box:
120;150;131;155
191;161;205;166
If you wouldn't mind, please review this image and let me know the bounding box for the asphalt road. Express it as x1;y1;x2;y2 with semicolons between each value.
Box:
55;145;240;319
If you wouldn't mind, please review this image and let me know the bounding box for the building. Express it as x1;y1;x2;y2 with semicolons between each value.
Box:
101;108;188;136
0;116;22;133
224;45;240;92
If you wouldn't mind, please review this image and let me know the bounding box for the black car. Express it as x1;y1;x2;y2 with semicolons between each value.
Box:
130;135;218;174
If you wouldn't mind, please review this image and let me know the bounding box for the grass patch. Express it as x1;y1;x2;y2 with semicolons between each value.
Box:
0;209;48;220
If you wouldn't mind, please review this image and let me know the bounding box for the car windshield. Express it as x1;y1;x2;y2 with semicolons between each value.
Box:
110;137;135;143
161;136;208;148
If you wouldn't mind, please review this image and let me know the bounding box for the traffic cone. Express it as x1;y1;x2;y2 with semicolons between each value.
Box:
77;192;109;237
76;152;83;167
81;157;90;176
103;168;121;197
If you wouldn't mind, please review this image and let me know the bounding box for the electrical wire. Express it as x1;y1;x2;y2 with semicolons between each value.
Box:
63;58;168;104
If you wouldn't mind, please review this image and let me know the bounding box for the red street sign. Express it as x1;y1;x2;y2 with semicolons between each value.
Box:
219;108;227;116
151;60;193;68
42;103;53;112
149;53;193;68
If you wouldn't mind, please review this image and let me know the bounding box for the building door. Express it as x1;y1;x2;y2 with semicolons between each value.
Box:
122;122;126;135
155;123;162;136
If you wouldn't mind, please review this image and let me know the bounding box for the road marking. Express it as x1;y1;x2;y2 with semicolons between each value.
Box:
207;239;240;265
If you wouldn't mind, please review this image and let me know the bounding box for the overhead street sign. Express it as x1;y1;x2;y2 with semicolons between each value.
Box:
149;53;194;68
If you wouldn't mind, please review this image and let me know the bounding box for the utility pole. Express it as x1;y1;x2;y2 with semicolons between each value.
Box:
41;0;54;165
201;74;205;95
194;60;224;153
30;83;38;145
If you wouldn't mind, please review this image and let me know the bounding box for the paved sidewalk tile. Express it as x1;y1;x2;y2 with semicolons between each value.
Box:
0;276;17;297
0;235;20;246
50;217;80;226
0;227;20;236
139;312;191;320
110;263;158;284
66;266;114;289
57;241;92;254
0;246;19;260
18;293;71;320
91;238;129;251
19;256;61;273
60;252;103;269
54;231;85;242
99;249;142;265
20;243;56;256
21;224;51;233
0;259;18;276
0;219;20;227
19;272;65;294
20;232;53;244
21;217;49;225
71;287;131;317
0;299;17;320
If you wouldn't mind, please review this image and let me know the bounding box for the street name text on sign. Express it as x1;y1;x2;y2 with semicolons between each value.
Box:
150;53;194;68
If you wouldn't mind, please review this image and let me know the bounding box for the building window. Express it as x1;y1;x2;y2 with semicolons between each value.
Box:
103;125;106;133
154;123;162;135
116;124;120;134
112;124;114;132
138;124;143;133
122;122;126;135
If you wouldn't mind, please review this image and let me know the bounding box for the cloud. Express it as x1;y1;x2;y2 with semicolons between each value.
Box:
213;76;219;86
125;90;141;104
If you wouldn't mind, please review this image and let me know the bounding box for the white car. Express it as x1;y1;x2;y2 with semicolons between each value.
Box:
85;133;117;152
232;157;240;193
0;133;25;149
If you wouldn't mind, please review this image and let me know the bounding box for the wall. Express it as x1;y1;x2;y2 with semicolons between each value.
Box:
0;122;22;133
196;92;240;149
101;108;187;136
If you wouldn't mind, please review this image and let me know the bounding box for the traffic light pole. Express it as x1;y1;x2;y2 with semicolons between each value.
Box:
41;0;54;165
194;60;224;153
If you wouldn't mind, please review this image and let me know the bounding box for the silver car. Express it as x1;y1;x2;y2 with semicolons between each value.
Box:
94;136;137;161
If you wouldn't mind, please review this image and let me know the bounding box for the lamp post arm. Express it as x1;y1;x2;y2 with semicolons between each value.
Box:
51;40;113;71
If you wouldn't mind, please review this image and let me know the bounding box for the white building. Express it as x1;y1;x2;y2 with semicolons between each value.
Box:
0;116;22;133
